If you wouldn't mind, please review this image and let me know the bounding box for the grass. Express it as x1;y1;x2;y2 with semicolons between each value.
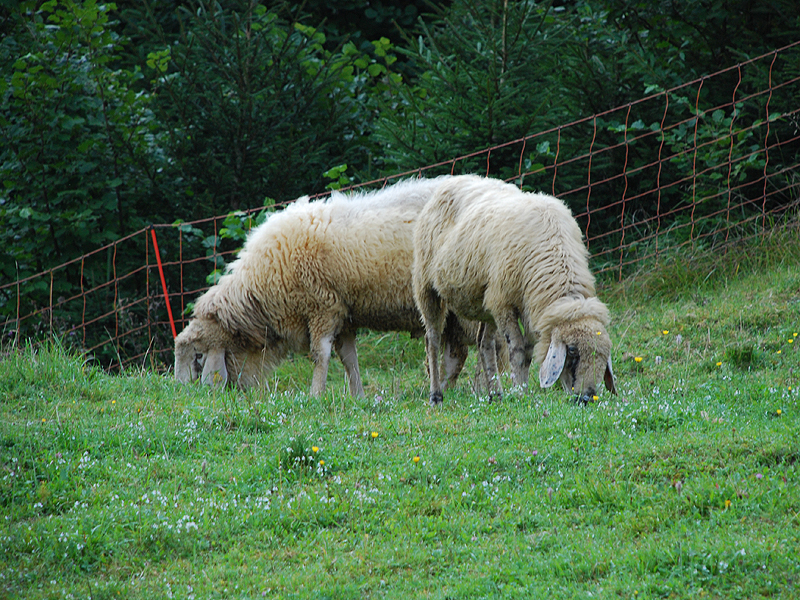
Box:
1;231;799;599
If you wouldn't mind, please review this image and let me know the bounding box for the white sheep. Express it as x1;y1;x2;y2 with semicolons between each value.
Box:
174;177;484;397
413;174;616;405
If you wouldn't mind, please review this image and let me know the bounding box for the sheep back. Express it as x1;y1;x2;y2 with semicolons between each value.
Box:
415;175;595;327
414;174;614;404
176;176;480;395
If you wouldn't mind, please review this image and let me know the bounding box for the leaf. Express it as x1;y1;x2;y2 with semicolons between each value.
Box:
644;83;664;95
323;164;347;179
368;63;385;77
527;163;546;174
372;37;391;57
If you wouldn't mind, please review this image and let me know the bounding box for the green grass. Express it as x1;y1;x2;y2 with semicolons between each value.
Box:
2;231;799;599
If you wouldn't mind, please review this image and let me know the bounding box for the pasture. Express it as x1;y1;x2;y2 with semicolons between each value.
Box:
1;231;799;599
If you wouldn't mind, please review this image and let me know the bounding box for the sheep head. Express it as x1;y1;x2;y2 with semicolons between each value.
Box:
535;297;617;403
174;317;282;389
174;318;230;387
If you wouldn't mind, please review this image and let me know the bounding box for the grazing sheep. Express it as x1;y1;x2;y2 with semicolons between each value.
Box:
413;174;616;405
174;177;485;397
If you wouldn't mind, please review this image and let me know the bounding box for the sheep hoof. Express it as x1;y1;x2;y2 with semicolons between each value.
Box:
488;390;503;403
429;392;444;406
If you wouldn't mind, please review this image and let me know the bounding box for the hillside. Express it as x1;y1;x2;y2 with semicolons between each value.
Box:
1;232;798;599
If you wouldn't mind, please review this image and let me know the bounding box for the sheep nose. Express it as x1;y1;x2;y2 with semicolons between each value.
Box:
575;389;597;405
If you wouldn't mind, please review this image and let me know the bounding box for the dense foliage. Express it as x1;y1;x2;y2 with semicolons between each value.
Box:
0;1;168;279
1;0;799;354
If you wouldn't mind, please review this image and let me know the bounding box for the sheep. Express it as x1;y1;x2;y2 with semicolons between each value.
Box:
413;174;616;406
174;177;487;397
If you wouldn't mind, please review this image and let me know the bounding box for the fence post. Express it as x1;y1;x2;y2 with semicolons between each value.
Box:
586;118;596;248
146;229;151;344
761;51;778;232
618;104;632;281
150;227;178;340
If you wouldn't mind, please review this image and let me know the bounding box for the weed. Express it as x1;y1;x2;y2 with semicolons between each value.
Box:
724;343;762;369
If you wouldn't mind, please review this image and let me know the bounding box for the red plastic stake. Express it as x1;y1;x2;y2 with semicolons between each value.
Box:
150;227;178;340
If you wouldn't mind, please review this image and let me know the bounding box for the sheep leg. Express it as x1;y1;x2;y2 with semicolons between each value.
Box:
477;322;503;401
309;332;334;397
417;287;446;406
426;328;445;405
334;330;365;398
441;340;468;390
495;311;529;389
523;335;535;376
441;313;468;389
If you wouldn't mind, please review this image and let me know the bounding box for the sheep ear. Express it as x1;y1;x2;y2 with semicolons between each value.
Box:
174;343;192;383
539;338;566;388
604;354;617;395
201;348;228;387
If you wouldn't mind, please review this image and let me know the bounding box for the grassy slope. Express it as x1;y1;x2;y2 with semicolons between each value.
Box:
1;233;799;599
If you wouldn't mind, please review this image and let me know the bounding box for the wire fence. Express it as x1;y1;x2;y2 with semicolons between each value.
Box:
2;41;800;372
